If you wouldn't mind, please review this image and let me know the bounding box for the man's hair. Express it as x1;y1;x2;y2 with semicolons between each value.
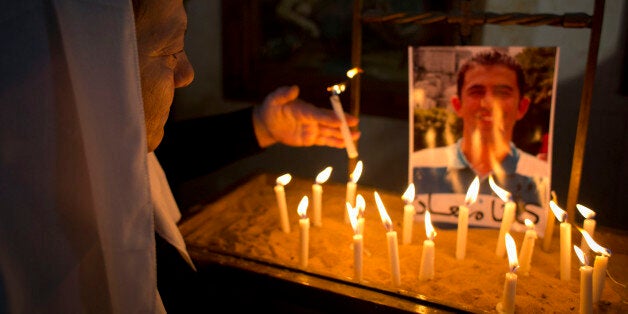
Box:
456;49;526;98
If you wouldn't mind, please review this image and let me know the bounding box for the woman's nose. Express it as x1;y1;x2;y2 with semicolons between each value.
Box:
174;51;194;88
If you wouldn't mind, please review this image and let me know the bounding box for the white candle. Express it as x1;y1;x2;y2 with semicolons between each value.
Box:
579;228;611;304
311;166;332;227
274;173;292;233
542;191;559;252
489;175;516;258
518;219;538;275
374;191;401;286
401;183;416;245
419;210;436;281
347;202;363;282
496;233;518;314
577;204;596;254
327;87;358;159
549;201;571;281
297;196;309;268
457;176;479;260
345;161;363;223
574;246;593;314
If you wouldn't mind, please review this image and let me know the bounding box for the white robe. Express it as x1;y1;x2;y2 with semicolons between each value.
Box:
0;0;191;312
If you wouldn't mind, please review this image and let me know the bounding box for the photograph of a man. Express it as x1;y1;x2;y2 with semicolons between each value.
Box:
409;47;557;232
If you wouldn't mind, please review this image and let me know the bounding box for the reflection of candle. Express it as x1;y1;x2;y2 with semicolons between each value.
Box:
345;160;363;223
580;229;612;303
347;202;363;282
419;210;437;281
327;69;360;159
312;166;332;227
550;200;571;281
401;183;416;245
297;196;309;268
457;176;479;260
496;233;518;314
542;191;558;252
518;219;538;276
489;176;516;258
356;194;366;235
374;191;400;286
274;173;292;233
574;246;593;314
577;204;596;254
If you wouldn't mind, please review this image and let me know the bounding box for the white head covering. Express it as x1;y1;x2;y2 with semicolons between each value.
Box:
0;0;175;312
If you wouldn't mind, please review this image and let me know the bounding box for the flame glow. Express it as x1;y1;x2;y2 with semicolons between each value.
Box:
574;245;587;266
346;202;359;234
315;166;333;184
465;176;480;205
524;218;535;229
346;67;363;79
356;194;366;218
576;204;596;219
549;200;567;223
402;183;415;204
297;196;309;218
276;173;292;186
579;229;611;257
488;175;511;202
424;210;436;240
505;233;519;272
326;83;346;95
350;160;363;183
374;191;393;232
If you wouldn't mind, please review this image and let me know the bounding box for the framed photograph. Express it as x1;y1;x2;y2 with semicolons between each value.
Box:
408;46;558;236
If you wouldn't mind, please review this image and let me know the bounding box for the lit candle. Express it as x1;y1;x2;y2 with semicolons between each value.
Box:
326;68;362;159
347;202;363;282
496;233;518;314
297;196;309;268
550;200;571;281
457;176;479;260
311;166;332;227
374;191;401;286
580;229;612;303
518;219;538;276
401;183;416;245
419;210;437;281
574;245;593;314
542;191;558;252
577;204;596;255
489;175;516;258
356;194;366;235
274;173;292;233
345;160;363;223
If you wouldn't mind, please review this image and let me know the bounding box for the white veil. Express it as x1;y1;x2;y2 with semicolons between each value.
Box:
0;0;166;312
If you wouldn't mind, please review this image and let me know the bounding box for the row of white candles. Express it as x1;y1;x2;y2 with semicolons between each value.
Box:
275;168;611;313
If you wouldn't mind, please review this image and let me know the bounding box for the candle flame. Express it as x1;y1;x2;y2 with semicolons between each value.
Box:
297;196;309;219
350;160;363;183
549;200;567;223
326;83;346;95
524;218;535;229
579;228;611;257
346;67;363;79
346;202;359;234
424;210;436;240
315;166;333;184
276;173;292;186
402;183;415;204
488;175;511;202
356;194;366;217
576;204;596;219
573;245;588;266
465;176;480;205
505;233;519;272
374;191;393;232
